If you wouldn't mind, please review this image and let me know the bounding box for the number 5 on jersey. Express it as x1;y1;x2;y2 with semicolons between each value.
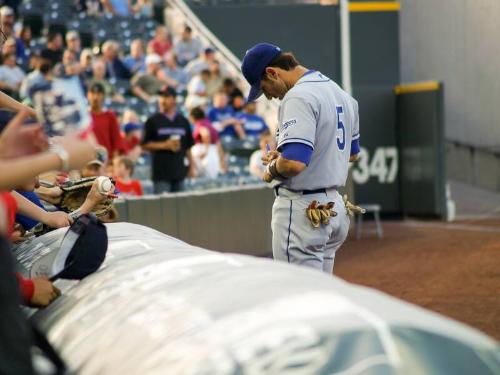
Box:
336;106;345;151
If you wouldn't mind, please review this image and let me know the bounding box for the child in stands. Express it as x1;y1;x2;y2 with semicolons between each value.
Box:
113;156;143;196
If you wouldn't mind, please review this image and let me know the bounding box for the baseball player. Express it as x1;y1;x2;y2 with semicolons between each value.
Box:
241;43;361;274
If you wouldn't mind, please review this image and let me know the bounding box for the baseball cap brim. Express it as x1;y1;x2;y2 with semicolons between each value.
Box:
87;160;104;167
247;84;263;102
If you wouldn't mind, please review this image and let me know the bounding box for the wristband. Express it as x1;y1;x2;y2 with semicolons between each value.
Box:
267;158;286;181
50;144;70;172
68;208;83;221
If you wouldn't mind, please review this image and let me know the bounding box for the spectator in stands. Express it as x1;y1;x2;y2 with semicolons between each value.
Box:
66;30;82;59
17;24;30;47
142;85;195;193
0;52;25;97
206;60;224;97
122;109;143;160
222;78;245;111
249;129;276;179
185;47;217;78
81;146;108;178
163;53;188;92
113;156;143;196
19;50;52;101
131;54;169;102
102;0;132;17
208;91;245;139
0;6;24;63
132;0;153;17
173;25;203;67
237;101;268;138
88;83;124;158
185;68;211;109
80;48;94;79
41;31;64;68
147;25;172;57
54;49;83;79
0;6;15;38
124;39;146;75
76;0;104;16
0;1;20;15
189;106;226;179
15;24;30;67
102;40;131;80
1;36;15;57
87;58;124;102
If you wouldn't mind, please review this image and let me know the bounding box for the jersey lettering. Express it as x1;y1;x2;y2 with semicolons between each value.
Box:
336;106;345;151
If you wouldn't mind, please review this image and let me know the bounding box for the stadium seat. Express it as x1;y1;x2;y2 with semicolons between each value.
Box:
21;13;44;38
108;78;131;96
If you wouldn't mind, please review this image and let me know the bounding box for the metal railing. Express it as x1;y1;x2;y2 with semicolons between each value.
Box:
166;0;279;129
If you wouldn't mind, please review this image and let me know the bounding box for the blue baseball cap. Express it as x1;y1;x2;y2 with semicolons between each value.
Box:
241;43;282;102
123;122;143;134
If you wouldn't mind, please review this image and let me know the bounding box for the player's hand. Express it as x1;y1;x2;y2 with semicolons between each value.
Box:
0;109;48;159
262;150;280;166
262;170;273;183
44;211;73;228
30;277;61;307
164;139;181;152
11;223;26;244
87;180;107;204
188;164;196;178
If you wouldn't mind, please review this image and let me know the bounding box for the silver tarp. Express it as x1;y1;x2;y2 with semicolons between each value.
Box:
14;223;500;374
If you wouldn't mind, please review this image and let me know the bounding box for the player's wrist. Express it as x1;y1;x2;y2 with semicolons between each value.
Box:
267;158;287;181
49;144;70;172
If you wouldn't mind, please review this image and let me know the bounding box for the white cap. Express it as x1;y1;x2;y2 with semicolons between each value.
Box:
145;54;161;65
0;6;14;17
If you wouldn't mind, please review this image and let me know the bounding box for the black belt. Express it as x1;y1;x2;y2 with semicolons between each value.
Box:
274;186;327;196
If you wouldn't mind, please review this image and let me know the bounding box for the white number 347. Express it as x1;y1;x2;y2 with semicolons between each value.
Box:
351;147;398;184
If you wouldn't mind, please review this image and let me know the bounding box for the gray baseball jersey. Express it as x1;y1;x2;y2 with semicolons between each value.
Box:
276;71;360;191
271;71;359;274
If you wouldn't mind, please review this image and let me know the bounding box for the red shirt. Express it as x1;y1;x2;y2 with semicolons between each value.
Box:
122;134;141;154
0;192;16;237
148;39;172;57
116;179;144;196
193;119;220;145
91;110;125;157
0;192;34;302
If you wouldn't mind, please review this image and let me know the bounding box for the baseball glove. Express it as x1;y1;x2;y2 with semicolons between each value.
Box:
343;194;366;217
306;200;337;228
58;177;115;218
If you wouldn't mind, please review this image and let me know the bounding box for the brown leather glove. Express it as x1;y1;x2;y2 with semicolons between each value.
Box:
306;200;337;228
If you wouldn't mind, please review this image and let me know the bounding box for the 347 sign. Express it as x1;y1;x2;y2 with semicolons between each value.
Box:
351;147;399;184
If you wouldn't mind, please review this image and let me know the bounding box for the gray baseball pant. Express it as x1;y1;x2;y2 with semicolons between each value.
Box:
271;188;350;274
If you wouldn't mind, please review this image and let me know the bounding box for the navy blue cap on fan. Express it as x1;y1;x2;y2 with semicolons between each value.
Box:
241;43;281;102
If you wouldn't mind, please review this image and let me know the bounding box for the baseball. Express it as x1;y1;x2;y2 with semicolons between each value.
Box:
95;176;113;195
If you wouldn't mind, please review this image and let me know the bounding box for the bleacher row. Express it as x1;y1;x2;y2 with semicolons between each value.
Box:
20;0;160;45
17;0;265;193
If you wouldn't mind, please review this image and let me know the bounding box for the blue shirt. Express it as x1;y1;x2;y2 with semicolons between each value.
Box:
236;113;268;137
15;191;45;230
123;55;145;74
109;0;129;16
208;106;237;138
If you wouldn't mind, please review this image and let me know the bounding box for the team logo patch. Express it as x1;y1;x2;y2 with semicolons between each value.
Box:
280;118;297;132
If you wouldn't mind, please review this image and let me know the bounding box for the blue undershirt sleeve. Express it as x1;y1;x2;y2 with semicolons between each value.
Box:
281;142;314;166
350;138;360;155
